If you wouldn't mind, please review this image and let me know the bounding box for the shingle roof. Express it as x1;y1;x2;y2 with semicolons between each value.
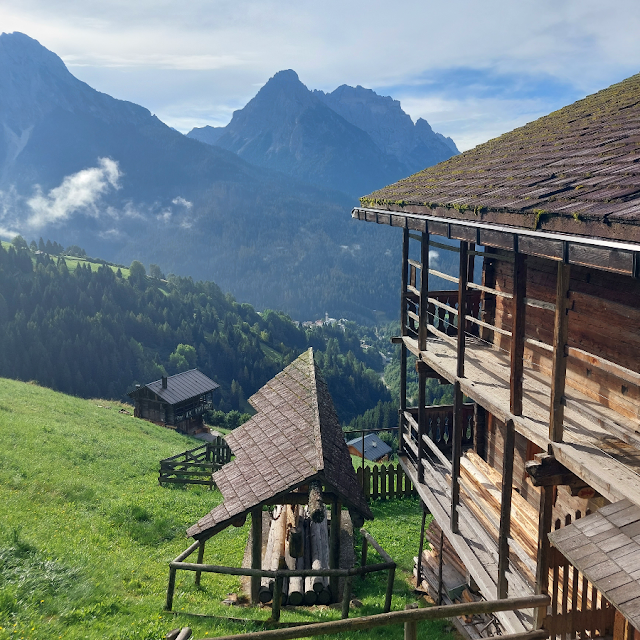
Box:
347;433;393;461
187;349;372;539
548;499;640;630
360;73;640;242
129;369;219;405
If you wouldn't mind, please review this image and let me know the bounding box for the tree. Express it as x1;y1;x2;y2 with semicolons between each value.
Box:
169;343;197;373
11;235;28;251
129;260;146;279
29;240;37;252
149;264;164;279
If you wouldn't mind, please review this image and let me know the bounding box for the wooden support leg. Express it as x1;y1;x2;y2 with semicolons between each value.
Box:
195;540;205;586
534;485;554;629
457;242;469;378
361;534;368;571
165;567;177;611
417;362;427;484
451;381;463;534
419;231;430;352
341;576;352;619
329;500;341;601
271;574;284;621
385;564;395;613
251;507;262;605
437;528;444;606
510;253;527;416
498;419;515;599
550;263;570;442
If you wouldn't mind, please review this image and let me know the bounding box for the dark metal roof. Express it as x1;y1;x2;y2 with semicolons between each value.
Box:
548;499;640;630
187;349;372;539
347;433;393;461
359;73;640;244
129;369;219;405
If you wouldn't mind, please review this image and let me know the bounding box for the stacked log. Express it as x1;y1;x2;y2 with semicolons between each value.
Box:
259;503;334;607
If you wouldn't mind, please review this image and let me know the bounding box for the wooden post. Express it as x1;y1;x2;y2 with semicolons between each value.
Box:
550;263;570;442
416;505;427;588
419;231;430;351
534;485;554;629
417;361;427;484
451;381;463;534
251;508;262;604
480;248;497;343
404;604;419;640
498;419;515;599
510;253;527;416
437;528;444;606
361;534;368;571
329;500;341;601
385;564;395;613
341;576;352;619
165;567;177;611
271;574;284;622
195;539;205;586
473;403;486;459
457;242;469;378
401;226;409;337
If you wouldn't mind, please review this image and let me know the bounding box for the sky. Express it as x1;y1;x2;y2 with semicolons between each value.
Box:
2;1;640;150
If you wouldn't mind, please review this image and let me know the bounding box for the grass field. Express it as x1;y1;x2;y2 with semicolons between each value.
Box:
0;379;449;640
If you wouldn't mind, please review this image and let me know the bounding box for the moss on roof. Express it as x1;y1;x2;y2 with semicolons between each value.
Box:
361;73;640;229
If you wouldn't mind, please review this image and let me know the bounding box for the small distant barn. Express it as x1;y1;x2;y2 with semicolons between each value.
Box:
128;369;219;435
347;433;392;462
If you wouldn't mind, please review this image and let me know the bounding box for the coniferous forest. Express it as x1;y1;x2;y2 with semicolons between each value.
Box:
0;241;391;424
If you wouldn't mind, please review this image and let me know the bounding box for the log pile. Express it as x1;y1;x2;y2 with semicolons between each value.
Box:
260;504;332;606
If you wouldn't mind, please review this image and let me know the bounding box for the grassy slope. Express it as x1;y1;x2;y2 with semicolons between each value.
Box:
0;379;449;640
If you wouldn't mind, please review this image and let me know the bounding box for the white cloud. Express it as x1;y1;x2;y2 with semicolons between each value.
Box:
26;157;121;227
172;196;192;210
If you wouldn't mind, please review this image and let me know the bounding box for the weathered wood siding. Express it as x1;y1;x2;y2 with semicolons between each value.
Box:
489;252;640;420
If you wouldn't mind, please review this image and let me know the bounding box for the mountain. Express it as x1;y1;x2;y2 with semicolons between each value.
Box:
192;70;408;197
187;70;458;197
315;84;458;168
0;33;399;322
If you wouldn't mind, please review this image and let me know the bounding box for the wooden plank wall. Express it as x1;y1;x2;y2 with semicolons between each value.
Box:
490;252;640;420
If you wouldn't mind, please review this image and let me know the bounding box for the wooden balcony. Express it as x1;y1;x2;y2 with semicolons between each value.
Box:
402;333;640;508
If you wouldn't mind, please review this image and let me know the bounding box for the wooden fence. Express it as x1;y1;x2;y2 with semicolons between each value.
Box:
356;463;416;501
544;514;615;640
159;438;232;488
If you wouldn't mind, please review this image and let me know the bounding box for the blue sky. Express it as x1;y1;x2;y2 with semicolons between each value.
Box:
2;0;640;150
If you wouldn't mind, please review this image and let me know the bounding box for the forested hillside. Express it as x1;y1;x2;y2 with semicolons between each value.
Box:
0;242;390;424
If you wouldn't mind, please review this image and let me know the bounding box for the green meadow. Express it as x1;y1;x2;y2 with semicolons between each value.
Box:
0;379;448;640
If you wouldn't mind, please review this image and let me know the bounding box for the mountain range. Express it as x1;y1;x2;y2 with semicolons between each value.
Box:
188;69;458;197
0;32;458;321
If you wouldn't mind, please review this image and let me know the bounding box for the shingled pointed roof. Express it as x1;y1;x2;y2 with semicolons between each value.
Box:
187;348;372;540
360;73;640;243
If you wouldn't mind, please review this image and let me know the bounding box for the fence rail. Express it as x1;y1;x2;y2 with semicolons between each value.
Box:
356;463;416;501
159;438;232;488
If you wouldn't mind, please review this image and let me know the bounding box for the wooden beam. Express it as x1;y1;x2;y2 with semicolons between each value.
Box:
401;227;409;337
399;343;407;457
416;504;428;588
510;254;527;416
451;381;463;534
419;231;429;351
251;508;262;604
534;485;554;629
498;419;515;599
457;242;469;378
202;594;551;640
549;263;570;442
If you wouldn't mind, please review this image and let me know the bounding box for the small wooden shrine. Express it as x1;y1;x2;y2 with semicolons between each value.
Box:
128;369;219;435
175;348;373;608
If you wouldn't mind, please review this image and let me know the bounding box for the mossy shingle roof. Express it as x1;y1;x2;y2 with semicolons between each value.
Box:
187;348;372;539
361;73;640;240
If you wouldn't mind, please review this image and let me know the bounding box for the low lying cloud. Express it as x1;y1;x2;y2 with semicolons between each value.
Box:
26;157;121;226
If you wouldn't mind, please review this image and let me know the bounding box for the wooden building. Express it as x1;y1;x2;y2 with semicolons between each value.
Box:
352;73;640;638
184;349;372;604
347;433;392;462
128;369;219;434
